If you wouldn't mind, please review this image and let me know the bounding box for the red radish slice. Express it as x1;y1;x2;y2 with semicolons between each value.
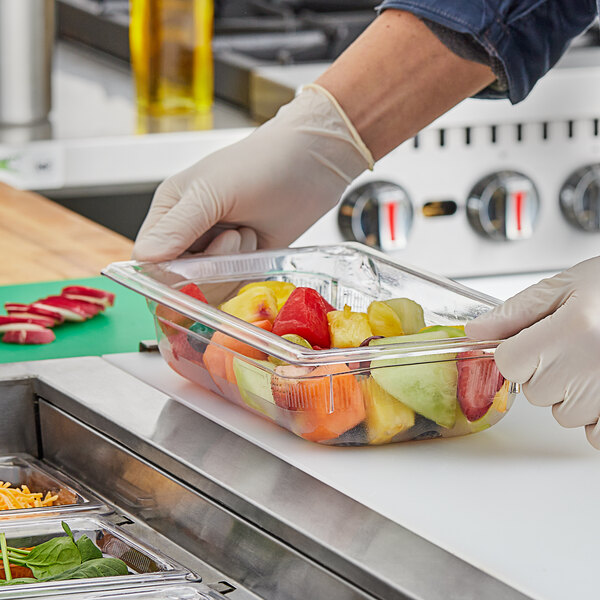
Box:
0;315;56;328
8;312;61;327
0;323;49;333
61;286;115;307
2;325;55;344
62;294;108;308
32;301;86;322
36;296;102;319
4;303;28;312
5;303;65;323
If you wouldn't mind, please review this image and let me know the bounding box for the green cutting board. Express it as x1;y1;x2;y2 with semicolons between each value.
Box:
0;276;156;364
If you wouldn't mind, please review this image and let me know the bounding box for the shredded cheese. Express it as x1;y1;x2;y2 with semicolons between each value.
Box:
0;481;58;510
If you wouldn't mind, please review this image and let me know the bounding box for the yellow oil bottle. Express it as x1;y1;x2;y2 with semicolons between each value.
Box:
130;0;213;116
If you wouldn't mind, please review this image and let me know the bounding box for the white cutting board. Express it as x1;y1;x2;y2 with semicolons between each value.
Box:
106;271;598;600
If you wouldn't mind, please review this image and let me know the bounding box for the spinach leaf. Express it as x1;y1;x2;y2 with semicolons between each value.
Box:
24;536;81;579
61;522;75;544
75;535;102;562
0;577;38;586
43;557;129;581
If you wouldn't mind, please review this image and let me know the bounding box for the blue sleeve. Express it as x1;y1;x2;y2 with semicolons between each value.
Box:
377;0;598;103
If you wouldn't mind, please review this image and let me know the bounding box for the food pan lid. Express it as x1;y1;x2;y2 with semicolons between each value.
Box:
103;243;503;366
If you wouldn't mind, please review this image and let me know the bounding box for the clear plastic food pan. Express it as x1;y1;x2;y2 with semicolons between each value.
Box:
103;243;517;446
0;516;195;598
0;455;106;520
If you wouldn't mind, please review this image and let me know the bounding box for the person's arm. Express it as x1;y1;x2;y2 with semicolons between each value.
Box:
132;9;492;261
316;10;494;160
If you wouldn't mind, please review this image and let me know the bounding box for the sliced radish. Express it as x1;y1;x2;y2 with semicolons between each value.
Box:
2;325;55;344
61;286;115;308
35;296;102;320
31;301;86;322
0;323;49;333
4;303;29;312
0;315;56;328
5;303;65;323
45;296;102;317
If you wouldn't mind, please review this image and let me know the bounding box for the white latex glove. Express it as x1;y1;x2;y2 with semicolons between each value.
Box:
132;84;373;261
465;257;600;449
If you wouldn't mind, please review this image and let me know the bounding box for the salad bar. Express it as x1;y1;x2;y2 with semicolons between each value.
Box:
0;354;534;600
0;448;228;599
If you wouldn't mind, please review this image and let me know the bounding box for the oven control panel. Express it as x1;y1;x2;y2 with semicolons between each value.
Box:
465;171;539;241
296;63;600;277
559;164;600;232
337;181;413;251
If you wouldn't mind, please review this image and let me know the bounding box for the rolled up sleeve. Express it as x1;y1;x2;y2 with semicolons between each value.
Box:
377;0;598;103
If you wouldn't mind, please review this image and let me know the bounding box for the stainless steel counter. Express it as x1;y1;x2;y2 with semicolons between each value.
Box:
0;356;530;600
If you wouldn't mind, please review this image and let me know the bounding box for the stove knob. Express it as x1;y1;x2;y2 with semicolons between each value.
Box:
338;181;413;251
466;171;540;241
560;164;600;232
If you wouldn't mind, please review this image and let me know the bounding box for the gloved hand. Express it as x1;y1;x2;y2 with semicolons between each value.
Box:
465;257;600;449
132;84;373;262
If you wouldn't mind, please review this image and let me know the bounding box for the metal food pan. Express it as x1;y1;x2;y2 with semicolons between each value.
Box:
0;583;224;600
0;454;106;519
0;515;196;598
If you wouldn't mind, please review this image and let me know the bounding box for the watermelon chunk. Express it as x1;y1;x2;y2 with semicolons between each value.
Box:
272;288;333;348
179;283;208;303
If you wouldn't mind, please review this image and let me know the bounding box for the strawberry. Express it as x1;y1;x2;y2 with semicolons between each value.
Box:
456;351;504;421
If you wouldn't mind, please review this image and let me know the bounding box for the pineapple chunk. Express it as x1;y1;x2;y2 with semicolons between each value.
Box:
238;281;296;311
327;305;373;348
361;377;415;445
220;286;278;323
367;301;404;337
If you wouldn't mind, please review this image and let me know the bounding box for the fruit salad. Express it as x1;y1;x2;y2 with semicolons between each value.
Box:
153;280;514;446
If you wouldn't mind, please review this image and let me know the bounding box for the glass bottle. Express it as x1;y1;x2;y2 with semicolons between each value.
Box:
129;0;213;117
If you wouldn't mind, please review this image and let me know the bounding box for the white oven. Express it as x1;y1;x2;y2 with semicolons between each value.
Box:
295;52;600;285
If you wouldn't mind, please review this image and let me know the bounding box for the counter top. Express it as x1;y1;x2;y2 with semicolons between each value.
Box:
0;183;133;285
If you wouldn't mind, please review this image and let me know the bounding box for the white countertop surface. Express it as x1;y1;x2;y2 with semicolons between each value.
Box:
106;272;597;600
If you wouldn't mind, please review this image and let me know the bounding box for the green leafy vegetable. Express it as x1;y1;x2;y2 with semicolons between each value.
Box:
0;522;127;587
0;577;38;586
76;535;102;562
43;557;129;581
0;533;11;582
18;536;81;579
61;522;75;544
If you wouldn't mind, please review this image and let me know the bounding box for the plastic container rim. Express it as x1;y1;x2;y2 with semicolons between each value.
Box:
102;243;504;365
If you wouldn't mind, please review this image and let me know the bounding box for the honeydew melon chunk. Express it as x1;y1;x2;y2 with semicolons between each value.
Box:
419;324;466;338
370;332;458;428
383;298;426;334
232;358;278;419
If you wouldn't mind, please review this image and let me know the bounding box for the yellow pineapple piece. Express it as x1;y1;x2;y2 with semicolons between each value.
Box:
367;300;404;337
220;286;278;323
327;305;373;348
361;377;415;445
238;281;296;311
491;380;509;413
